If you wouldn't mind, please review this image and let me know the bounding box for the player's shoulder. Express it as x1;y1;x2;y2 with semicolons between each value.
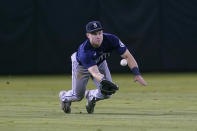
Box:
79;40;92;50
103;33;120;45
103;33;119;40
78;40;93;56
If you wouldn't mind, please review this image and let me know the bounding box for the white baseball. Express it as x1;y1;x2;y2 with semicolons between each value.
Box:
120;59;127;66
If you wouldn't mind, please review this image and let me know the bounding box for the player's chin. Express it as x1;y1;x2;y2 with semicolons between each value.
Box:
93;43;102;48
94;45;100;48
96;39;102;44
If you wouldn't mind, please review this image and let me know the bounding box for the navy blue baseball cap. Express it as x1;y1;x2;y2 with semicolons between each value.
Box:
86;21;103;33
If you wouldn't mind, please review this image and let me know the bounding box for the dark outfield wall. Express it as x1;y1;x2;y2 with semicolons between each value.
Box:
0;0;197;74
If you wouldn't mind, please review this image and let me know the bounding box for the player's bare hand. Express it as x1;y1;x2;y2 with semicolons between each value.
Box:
134;75;147;86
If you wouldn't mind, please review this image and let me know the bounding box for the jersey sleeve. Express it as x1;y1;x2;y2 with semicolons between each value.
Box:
111;35;127;55
79;51;96;69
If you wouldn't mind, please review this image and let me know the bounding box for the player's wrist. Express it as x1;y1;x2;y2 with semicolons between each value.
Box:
131;67;140;76
100;77;106;83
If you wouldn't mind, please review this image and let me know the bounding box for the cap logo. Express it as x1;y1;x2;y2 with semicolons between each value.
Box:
93;23;97;28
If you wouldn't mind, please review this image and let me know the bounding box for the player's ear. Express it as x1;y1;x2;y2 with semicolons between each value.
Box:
86;33;89;38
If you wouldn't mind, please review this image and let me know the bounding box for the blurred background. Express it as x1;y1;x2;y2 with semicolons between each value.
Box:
0;0;197;74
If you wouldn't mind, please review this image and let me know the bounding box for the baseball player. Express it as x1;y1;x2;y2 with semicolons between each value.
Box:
59;21;147;114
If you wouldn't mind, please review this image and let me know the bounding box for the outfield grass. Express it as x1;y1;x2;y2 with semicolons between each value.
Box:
0;73;197;131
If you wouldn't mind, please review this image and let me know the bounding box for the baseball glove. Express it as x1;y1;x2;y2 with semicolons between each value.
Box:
100;80;119;95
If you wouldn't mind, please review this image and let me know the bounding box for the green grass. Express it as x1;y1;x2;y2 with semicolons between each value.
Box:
0;73;197;131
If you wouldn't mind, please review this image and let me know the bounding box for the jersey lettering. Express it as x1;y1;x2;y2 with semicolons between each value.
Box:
95;53;110;64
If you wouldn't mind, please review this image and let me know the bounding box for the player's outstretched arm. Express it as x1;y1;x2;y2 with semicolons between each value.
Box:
88;65;104;82
121;49;147;86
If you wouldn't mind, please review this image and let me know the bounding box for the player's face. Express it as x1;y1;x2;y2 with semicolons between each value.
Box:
87;30;103;48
